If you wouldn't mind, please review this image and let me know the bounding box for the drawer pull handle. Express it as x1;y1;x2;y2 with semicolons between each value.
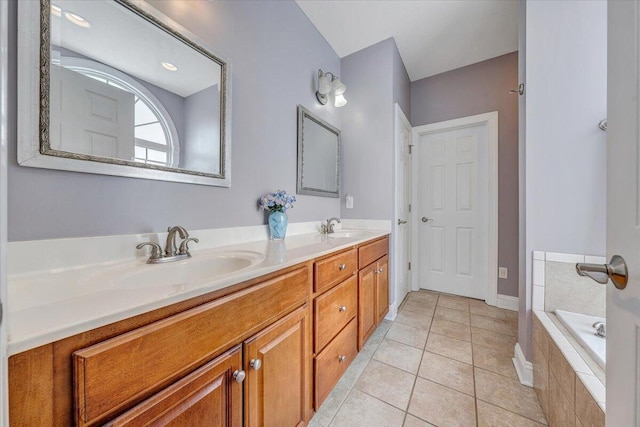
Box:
338;355;346;363
233;370;246;383
338;263;347;271
338;305;347;312
250;359;262;371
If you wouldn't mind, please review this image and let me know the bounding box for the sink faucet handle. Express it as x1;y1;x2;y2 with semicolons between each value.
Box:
136;242;163;260
178;237;199;255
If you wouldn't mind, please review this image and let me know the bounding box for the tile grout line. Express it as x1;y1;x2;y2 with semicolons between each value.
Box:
403;293;438;426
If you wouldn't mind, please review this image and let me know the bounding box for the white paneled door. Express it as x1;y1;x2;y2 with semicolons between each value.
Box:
606;1;640;424
394;104;412;306
50;65;135;159
418;124;489;300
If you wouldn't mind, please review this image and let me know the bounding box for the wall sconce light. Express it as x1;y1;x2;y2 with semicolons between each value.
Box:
316;69;347;107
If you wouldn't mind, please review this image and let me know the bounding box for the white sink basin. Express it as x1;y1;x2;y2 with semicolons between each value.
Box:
107;250;265;290
324;230;372;239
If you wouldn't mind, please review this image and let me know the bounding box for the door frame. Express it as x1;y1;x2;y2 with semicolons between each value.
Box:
392;103;412;316
0;1;9;424
412;111;499;306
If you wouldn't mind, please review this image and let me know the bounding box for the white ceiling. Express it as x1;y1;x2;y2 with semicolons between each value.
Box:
295;0;518;82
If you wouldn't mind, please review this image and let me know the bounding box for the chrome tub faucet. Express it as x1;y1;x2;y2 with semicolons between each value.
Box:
321;217;341;234
593;321;606;338
137;225;199;264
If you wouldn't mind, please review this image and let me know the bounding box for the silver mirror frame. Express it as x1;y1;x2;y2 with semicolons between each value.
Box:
296;105;340;198
17;0;232;187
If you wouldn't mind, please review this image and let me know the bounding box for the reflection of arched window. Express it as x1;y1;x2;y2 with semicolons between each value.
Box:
61;56;180;167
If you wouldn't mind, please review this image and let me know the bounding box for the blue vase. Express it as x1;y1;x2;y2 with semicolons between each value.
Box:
268;211;288;240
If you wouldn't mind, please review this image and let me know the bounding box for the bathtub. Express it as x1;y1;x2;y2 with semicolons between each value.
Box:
555;309;606;369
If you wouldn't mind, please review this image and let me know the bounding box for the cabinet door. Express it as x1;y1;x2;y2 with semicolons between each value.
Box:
375;255;389;323
104;345;242;427
244;305;311;427
358;263;377;350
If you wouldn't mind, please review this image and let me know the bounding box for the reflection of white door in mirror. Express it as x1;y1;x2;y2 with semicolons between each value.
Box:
50;65;134;160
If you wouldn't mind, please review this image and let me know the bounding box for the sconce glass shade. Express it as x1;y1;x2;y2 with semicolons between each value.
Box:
332;79;347;96
334;93;347;107
318;73;332;95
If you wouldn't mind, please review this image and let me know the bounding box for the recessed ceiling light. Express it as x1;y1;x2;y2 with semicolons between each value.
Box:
161;62;178;72
51;4;62;17
64;12;91;28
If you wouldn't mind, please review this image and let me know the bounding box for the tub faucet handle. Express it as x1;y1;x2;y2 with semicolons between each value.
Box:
593;321;606;338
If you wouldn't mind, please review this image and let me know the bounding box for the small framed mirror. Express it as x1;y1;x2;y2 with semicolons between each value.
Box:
18;0;231;187
296;105;340;198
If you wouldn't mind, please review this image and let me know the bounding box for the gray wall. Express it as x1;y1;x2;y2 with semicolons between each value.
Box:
392;40;411;119
8;0;342;241
411;52;519;297
340;38;408;221
518;0;530;360
526;0;607;257
183;84;220;173
521;0;607;361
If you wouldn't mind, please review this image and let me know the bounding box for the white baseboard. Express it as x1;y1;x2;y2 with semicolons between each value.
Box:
512;343;533;387
496;294;519;311
384;301;398;321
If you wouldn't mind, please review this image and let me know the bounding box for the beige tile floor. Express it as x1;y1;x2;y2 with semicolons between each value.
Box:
309;290;548;427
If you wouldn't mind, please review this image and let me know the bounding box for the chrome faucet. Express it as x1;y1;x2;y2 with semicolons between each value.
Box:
165;225;188;257
593;321;606;338
321;217;341;234
136;225;199;264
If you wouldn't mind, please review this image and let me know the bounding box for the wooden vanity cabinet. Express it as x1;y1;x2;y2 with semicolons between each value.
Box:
357;238;389;350
9;263;312;427
244;305;311;427
104;345;243;427
8;234;390;427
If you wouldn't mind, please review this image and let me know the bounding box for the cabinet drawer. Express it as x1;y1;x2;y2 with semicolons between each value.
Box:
73;267;309;427
314;318;357;409
314;276;357;353
358;236;389;269
314;248;357;293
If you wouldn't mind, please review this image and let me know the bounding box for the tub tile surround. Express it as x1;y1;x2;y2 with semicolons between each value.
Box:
6;219;390;355
310;291;546;426
532;310;606;426
531;251;605;317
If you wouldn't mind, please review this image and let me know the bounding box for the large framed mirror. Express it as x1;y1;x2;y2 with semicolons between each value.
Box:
18;0;231;186
296;105;340;198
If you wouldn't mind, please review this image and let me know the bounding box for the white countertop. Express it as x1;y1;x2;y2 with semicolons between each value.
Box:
7;230;388;356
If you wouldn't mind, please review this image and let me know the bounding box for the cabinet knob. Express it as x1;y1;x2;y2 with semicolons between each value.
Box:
338;355;346;363
338;305;347;312
377;268;383;274
250;359;262;371
233;370;245;383
338;263;347;271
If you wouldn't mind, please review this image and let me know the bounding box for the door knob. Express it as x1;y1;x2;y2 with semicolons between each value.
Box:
576;255;628;289
233;370;245;383
250;358;262;370
421;217;432;223
398;219;407;225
